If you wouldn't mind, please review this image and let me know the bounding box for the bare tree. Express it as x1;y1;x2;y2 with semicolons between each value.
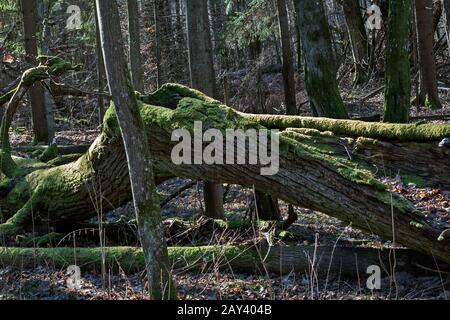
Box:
338;0;369;86
276;0;297;115
383;0;412;123
295;0;348;119
20;0;51;143
96;0;174;300
443;0;450;56
127;0;144;92
415;0;442;109
185;0;224;219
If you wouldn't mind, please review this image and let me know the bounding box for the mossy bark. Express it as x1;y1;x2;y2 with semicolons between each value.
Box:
415;0;442;110
339;0;369;86
0;245;444;277
384;0;412;123
295;0;348;119
0;84;450;264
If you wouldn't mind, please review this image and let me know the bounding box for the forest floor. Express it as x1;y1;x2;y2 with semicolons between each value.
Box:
2;71;450;300
0;163;449;300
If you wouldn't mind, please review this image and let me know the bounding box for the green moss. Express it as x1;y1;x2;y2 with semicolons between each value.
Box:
47;154;83;166
5;179;31;210
215;219;272;231
39;144;58;163
402;175;426;188
138;83;219;109
0;246;259;272
0;88;16;105
277;230;294;240
21;66;48;85
375;191;417;214
424;94;442;111
246;114;450;142
103;104;122;137
410;221;424;229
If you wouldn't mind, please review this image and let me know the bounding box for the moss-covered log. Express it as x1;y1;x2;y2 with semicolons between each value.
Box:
0;245;445;277
0;84;450;265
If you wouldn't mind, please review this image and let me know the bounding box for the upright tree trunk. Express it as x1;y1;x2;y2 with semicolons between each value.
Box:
252;0;296;222
415;0;442;109
154;0;164;88
296;0;348;119
37;0;55;142
95;3;106;125
127;0;144;93
185;0;224;219
20;0;50;144
253;188;281;221
276;0;297;115
383;0;411;123
340;0;369;86
96;0;174;300
443;0;450;57
293;1;302;73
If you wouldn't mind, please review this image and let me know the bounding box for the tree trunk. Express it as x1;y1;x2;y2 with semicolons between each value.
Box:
339;0;369;86
185;0;224;219
1;245;445;278
415;0;442;110
276;0;297;115
95;2;106;126
293;0;302;72
20;0;50;144
296;0;349;119
443;0;450;57
253;188;281;221
127;0;144;93
1;84;450;265
37;0;55;143
153;0;164;88
95;1;174;300
383;0;411;123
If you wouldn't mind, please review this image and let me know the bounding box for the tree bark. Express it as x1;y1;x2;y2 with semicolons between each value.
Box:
37;0;55;143
1;84;450;265
153;0;164;88
339;0;369;86
295;0;349;119
443;0;450;57
276;0;297;115
95;2;106;126
383;0;411;123
253;188;281;221
415;0;442;109
95;1;174;300
20;0;50;144
0;245;445;277
127;0;144;93
185;0;224;219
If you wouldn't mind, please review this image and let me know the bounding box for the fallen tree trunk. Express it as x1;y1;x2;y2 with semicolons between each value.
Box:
0;245;446;277
0;84;450;264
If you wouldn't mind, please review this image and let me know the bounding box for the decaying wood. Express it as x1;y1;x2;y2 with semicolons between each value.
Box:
0;245;446;277
0;84;449;265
